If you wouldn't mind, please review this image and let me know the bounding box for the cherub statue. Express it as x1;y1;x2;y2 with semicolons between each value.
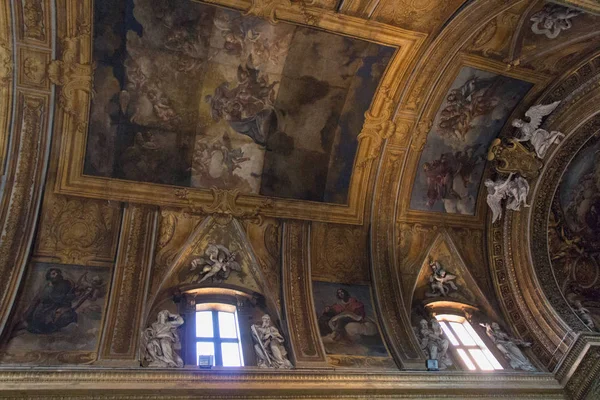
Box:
512;101;564;159
485;173;530;223
426;260;458;297
530;5;581;39
189;244;242;284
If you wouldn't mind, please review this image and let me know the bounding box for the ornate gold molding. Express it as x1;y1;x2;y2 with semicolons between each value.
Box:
370;147;425;368
0;368;565;398
0;92;50;336
99;205;157;362
47;24;93;127
281;220;329;367
0;0;13;177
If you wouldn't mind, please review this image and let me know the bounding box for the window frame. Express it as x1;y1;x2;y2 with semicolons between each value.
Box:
194;305;244;367
434;314;504;372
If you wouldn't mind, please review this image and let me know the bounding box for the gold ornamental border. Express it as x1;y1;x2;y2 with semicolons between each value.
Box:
0;368;565;399
54;0;426;225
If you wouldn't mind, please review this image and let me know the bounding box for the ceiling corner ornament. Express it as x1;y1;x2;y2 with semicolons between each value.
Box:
0;40;12;84
174;187;273;225
244;0;291;23
22;0;46;41
530;4;582;39
409;119;433;152
356;86;396;168
47;24;93;128
487;138;543;178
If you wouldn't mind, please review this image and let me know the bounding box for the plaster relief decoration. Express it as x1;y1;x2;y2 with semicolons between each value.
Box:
425;260;458;298
512;101;564;159
313;282;390;361
85;0;393;204
548;133;600;331
484;322;536;371
412;236;478;309
0;263;110;365
251;314;293;368
415;318;452;370
485;173;531;223
188;244;242;284
140;310;184;368
409;67;532;214
530;4;581;39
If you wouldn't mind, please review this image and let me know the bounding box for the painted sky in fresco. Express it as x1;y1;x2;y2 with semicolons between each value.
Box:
84;0;393;204
409;67;532;214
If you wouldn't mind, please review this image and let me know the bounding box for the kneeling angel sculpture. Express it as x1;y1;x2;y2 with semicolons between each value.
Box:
251;314;293;369
485;173;530;223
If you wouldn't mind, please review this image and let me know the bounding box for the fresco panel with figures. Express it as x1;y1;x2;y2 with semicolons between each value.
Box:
409;67;532;214
84;0;393;204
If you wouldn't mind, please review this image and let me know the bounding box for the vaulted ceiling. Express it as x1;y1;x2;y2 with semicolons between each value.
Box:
0;0;599;399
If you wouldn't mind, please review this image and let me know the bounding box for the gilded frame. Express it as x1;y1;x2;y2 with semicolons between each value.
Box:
53;0;426;225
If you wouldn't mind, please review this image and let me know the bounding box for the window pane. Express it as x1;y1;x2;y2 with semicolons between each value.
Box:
218;311;238;339
468;349;495;371
482;348;503;370
196;342;215;366
456;349;477;371
221;342;243;367
462;321;486;347
438;321;460;346
196;311;214;338
449;322;476;346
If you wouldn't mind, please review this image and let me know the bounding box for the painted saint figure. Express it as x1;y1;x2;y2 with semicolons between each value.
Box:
16;268;106;335
251;314;292;369
318;288;378;342
141;310;185;368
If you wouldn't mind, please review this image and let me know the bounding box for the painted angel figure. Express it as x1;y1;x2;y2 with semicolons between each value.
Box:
189;244;242;284
512;101;564;159
485;173;530;223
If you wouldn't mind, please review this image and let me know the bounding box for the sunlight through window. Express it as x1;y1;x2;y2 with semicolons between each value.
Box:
435;314;503;371
195;304;244;367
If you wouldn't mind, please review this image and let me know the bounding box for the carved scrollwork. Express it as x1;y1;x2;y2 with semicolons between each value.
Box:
174;188;273;225
22;0;46;41
47;24;93;126
0;40;12;84
245;0;292;23
487;138;543;179
356;86;397;168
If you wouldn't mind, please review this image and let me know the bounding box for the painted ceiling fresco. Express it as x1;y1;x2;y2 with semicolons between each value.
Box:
548;132;600;329
84;0;393;204
409;67;532;214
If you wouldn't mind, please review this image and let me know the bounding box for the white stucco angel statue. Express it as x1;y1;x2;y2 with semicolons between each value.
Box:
530;5;581;39
512;101;564;159
189;244;242;284
485;173;530;223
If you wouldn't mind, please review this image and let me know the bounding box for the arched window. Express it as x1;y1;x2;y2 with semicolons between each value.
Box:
435;314;503;371
195;303;244;367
